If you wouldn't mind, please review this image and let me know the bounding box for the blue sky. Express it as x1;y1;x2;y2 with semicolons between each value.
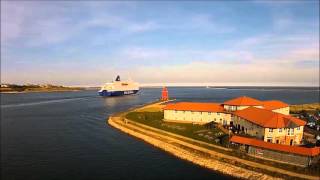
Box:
1;1;319;86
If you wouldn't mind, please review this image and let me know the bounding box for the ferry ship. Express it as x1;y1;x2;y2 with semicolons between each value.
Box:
98;76;139;97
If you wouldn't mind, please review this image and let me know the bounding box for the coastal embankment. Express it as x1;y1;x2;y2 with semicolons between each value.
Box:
0;85;84;93
108;102;319;180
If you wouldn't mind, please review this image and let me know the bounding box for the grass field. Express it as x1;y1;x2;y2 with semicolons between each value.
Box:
290;103;320;113
125;111;228;146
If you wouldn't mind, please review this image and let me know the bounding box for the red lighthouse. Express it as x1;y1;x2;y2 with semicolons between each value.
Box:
161;87;169;101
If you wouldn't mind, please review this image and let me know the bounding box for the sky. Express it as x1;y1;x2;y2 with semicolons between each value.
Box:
1;1;319;86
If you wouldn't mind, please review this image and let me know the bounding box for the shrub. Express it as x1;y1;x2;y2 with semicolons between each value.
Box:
219;134;230;147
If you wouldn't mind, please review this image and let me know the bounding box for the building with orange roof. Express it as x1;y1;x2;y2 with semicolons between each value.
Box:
223;96;264;111
163;96;305;145
233;107;306;145
262;100;289;115
230;135;320;166
162;96;314;165
163;102;229;124
222;96;290;115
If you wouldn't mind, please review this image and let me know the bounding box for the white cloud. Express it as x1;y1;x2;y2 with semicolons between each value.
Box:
188;14;235;33
127;21;158;33
121;47;170;60
1;2;81;46
1;2;32;42
3;44;317;86
1;1;158;47
130;60;318;86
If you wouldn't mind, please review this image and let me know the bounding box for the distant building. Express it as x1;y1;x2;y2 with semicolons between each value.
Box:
163;96;304;145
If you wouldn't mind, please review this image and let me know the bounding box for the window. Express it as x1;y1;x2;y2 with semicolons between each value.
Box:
269;128;273;133
208;112;211;115
217;113;220;115
297;127;300;130
287;128;294;135
279;128;282;133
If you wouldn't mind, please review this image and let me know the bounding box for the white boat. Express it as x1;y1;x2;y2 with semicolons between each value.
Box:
98;76;139;96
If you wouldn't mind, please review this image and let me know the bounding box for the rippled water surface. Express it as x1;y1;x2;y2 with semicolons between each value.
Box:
1;87;319;180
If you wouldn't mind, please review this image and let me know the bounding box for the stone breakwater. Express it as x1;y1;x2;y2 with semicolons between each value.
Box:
108;111;319;180
108;117;277;180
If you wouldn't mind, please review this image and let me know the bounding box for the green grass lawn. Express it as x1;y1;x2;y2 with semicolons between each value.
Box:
125;111;228;146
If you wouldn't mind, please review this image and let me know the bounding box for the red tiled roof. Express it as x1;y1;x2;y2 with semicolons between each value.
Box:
263;100;289;110
163;102;224;112
223;96;263;106
230;135;320;157
233;107;306;128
